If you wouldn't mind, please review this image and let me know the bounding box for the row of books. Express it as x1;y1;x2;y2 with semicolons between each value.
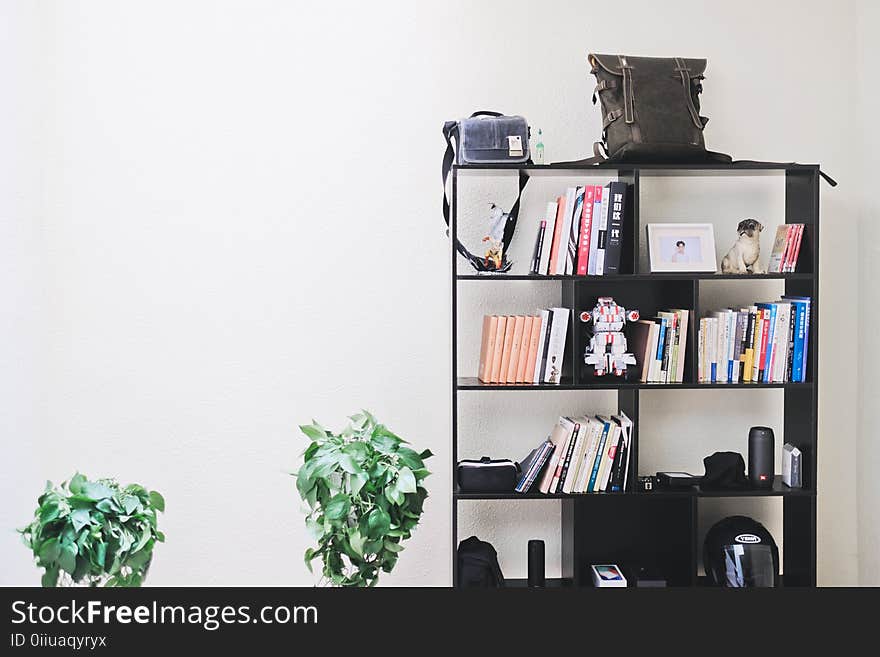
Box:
697;296;811;383
627;310;691;383
529;182;628;276
515;413;633;494
767;224;806;273
477;309;570;385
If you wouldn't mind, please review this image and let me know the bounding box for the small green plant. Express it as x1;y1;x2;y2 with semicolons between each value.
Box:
20;474;165;587
295;411;431;587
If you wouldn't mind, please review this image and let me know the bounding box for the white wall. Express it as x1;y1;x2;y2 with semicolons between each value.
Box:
0;0;868;585
856;0;880;586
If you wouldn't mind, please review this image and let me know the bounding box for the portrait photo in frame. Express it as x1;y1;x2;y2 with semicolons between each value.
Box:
646;223;717;273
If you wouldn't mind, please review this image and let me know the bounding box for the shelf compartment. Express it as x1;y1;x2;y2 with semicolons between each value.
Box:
456;273;813;281
455;477;812;500
453;163;819;173
456;377;812;391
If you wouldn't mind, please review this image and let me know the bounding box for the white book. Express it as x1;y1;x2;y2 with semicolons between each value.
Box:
618;412;634;491
646;321;661;383
585;416;610;492
555;187;577;274
727;311;737;383
588;185;607;275
594;185;611;275
532;309;551;384
713;311;729;383
773;302;791;382
543;307;570;384
574;419;602;493
538;201;558;275
548;417;577;494
708;318;717;382
561;419;589;494
538;416;570;493
564;186;585;275
698;318;706;382
597;424;621;492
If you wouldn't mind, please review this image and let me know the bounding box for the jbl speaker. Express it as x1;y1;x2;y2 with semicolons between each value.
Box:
527;540;545;587
748;426;775;489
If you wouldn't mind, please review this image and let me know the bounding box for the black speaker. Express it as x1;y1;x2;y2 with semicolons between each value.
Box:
748;426;775;489
527;540;545;587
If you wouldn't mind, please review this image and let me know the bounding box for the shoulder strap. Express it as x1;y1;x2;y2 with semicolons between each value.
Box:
443;113;530;272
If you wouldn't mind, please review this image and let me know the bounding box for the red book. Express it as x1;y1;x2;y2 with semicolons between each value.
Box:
758;311;770;380
576;186;596;275
547;197;566;275
787;224;804;272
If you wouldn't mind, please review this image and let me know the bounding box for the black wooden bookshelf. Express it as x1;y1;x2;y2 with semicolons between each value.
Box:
451;162;819;588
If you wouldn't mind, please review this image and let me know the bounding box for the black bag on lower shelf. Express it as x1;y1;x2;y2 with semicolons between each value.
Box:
457;536;505;588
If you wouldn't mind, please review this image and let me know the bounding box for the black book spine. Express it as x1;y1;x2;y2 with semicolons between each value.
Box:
603;182;626;275
612;436;628;492
538;310;554;383
607;421;624;492
556;422;580;491
530;222;546;275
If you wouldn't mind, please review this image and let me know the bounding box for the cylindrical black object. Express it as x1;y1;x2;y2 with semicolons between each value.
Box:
527;540;545;587
748;426;775;489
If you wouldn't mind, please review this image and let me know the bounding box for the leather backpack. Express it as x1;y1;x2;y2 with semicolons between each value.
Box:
588;53;731;163
456;536;506;587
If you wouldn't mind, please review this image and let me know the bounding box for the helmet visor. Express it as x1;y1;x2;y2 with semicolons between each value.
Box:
721;544;776;587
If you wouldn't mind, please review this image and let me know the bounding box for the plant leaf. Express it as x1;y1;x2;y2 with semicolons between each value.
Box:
299;424;327;441
397;467;417;494
81;482;114;501
324;494;351;522
69;473;87;495
58;543;77;575
70;509;91;533
366;507;391;538
148;491;165;513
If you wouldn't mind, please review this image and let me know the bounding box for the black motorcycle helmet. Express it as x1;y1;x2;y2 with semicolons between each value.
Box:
703;516;780;587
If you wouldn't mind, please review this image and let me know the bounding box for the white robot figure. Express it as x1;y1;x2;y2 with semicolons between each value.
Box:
581;297;640;377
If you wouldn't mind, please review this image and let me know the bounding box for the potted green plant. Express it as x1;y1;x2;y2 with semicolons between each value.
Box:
20;473;165;587
295;411;431;586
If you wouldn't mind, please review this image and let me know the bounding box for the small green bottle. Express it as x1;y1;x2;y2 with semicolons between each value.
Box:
534;129;545;164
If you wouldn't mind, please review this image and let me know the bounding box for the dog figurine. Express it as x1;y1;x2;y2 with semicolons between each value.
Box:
721;219;765;274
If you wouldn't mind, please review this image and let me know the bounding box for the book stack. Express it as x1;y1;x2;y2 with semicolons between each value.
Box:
767;224;806;273
697;296;811;383
477;309;570;385
515;412;634;494
627;310;690;383
529;182;628;276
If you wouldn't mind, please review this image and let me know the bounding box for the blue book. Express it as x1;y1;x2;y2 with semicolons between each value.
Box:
587;418;610;492
756;303;777;383
655;318;667;362
782;296;811;382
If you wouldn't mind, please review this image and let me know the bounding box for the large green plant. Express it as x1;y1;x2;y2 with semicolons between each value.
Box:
20;474;165;587
295;411;431;586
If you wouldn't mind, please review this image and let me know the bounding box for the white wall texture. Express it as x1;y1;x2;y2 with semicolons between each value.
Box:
0;0;873;585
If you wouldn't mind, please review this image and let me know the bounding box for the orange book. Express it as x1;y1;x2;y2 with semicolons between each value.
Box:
515;316;534;383
505;316;526;384
489;316;508;383
522;315;543;383
497;317;517;385
547;196;566;275
477;315;499;383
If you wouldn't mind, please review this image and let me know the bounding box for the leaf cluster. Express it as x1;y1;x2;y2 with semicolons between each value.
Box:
20;474;166;587
295;411;431;586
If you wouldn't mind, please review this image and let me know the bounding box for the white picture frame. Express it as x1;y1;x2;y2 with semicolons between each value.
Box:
646;223;717;273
